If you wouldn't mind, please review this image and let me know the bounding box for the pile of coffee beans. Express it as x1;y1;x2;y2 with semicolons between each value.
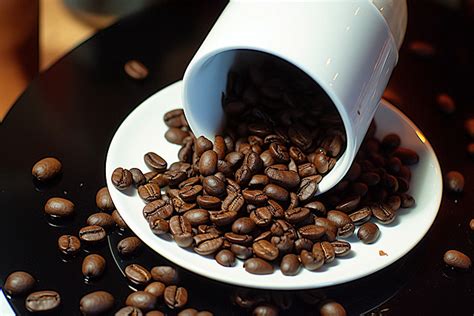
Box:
111;65;420;276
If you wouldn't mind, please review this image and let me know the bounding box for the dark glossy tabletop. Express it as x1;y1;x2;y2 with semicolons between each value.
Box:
0;0;473;315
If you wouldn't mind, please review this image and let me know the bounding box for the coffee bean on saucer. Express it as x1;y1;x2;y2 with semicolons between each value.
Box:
164;109;186;128
25;290;61;313
436;93;455;114
244;258;274;275
125;264;151;285
124;60;149;80
319;300;347;316
116;306;144;316
150;266;179;285
58;234;81;256
144;152;167;172
164;285;188;309
96;187;115;210
215;249;236;267
280;254;300;276
126;291;157;312
112;167;133;190
82;254;106;279
32;157;62;181
165;128;190;145
44;197;74;217
357;222;380;244
4;271;35;296
445;171;464;193
118;236;142;256
80;291;114;315
443;250;472;270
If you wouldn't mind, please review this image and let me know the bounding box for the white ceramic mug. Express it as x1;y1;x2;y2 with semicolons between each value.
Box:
182;0;407;194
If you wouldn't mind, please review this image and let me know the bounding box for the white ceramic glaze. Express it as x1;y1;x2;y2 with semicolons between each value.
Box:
182;0;407;194
106;81;442;290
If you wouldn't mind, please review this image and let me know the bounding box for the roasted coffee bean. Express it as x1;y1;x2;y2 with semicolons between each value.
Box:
151;266;179;285
335;195;360;213
138;183;162;202
381;133;401;152
112;167;133;190
112;210;128;229
386;194;402;211
443;250;472;270
169;215;193;247
58;234;81;255
4;271;35;296
359;171;380;186
294;238;313;253
285;207;310;224
194;233;224;255
32;157;61;181
235;165;252;186
399;193;415;208
249;174;269;188
164;170;187;187
178;176;199;189
164;286;188;309
242;189;267;206
327;210;352;228
196;195;221;210
215;249;236;267
317;241;335;263
312;152;330;174
396;176;409;193
263;184;289;202
79;291;114;315
44;197;74;217
225;232;253;245
194;136;213;157
82;254;106;279
269;143;290;163
126;291;157;312
331;240;351;256
177;308;198;316
265;167;300;189
178;185;202;202
79;225;106;242
225;151;244;167
244;258;274;274
125;264;151;285
288;125;312;151
289;146;307;164
179;142;194;163
244;151;264;173
252;304;279;316
300;249;324;271
297;176;319;202
319;300;347;316
116;306;144;316
392;147;419;165
232;217;256;234
202;176;225;197
280;254;301;276
183;209;210;226
250;207;273;226
199;150;218;176
145;282;166;298
118;237;142;256
231;244;254;260
298;225;326;241
95;187;115;211
87;212;115;229
260;150;276;167
149;218;169;235
124;59;148;79
144;171;159;182
149;173;169;187
163;109;185;128
297;163;317;178
253;240;279;261
357;222;380;244
144;199;174;221
349;207;372;225
172;196;196;214
445;171;464;193
222;192;245;212
26;290;61;312
469;219;474;231
210;210;238;226
213;135;227;160
371;204;396;224
130;168;146;187
165;128;189;145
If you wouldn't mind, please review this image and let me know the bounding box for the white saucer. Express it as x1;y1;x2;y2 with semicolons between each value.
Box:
105;81;442;290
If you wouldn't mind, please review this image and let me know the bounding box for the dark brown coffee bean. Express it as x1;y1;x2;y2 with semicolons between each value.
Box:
209;210;238;226
386;194;402;211
443;250;472;270
371;204;396;224
58;234;81;255
149;218;169;235
165;128;189;145
130;168;146;187
232;217;256;234
320;241;336;263
269;143;290;163
241;189;267;206
253;240;279;261
231;244;253;259
288;125;312;151
327;210;352;228
194;136;213;157
225;151;244;167
349;207;372;225
151;266;178;285
445;171;464;193
250;207;273;226
304;201;326;216
138;183;162;202
469;219;474;231
196;195;221;210
177;308;198;316
260;150;276;168
297;176;320;202
285;207;310;224
172;196;196;214
163;109;185;128
124;59;148;79
357;222;380;244
116;306;144;316
297;163;317;178
149;173;169;187
300;249;324;271
32;157;62;181
399;193;415;208
234;165;252;186
359;171;380;186
263;184;289;202
118;237;142;256
79;225;106;242
252;304;279;316
125;264;151;285
215;249;236;267
298;225;326;241
87;212;115;229
94;187;115;211
183;209;209;226
199;150;218;176
222;192;245;212
294;238;313;253
143;152;167;172
164;286;188;309
202;176;225;197
225;232;253;245
82;254;106;279
178;142;194;163
249;174;269;188
392;147;419;165
126;291;157;312
289;146;307;164
194;233;224;255
331;240;351;256
143;199;174;221
319;300;347;316
144;282;166;298
112;167;133;190
335;195;360;213
169;215;193;247
244;258;274;274
280;254;301;276
265;167;300;189
44;197;74;217
312;152;330;174
112;210;128;229
4;271;35;296
178;185;202;202
26;290;61;312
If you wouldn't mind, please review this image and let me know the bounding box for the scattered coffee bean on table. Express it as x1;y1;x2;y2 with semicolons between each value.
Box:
164;285;188;309
79;225;107;243
467;143;474;158
25;290;61;313
126;291;157;312
252;303;279;316
4;271;36;296
117;236;143;256
124;60;149;80
32;157;62;181
319;300;347;316
82;254;106;279
150;266;179;285
44;197;75;217
96;186;115;211
445;171;465;193
115;306;144;316
465;118;474;138
58;234;81;255
79;290;114;315
87;212;115;229
125;264;152;285
443;250;472;270
435;93;455;114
